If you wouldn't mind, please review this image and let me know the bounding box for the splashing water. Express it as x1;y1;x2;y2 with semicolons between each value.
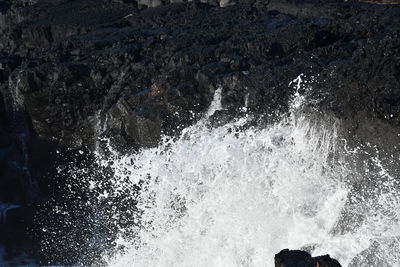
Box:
91;77;400;267
38;75;398;267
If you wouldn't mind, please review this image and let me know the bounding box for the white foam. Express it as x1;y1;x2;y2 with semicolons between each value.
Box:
96;78;400;267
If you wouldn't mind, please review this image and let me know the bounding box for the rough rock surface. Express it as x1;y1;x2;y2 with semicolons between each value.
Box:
0;0;399;265
275;249;342;267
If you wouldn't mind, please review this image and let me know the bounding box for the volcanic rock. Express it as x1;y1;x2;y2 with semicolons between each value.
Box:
0;0;400;265
275;249;342;267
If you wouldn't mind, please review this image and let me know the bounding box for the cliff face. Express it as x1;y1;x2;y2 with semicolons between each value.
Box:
0;0;399;265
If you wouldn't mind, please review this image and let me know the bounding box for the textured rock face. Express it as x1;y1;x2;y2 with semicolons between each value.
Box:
1;0;399;152
137;0;238;8
275;249;342;267
0;0;400;264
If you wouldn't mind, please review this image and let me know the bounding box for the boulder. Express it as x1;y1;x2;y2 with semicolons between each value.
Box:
275;249;342;267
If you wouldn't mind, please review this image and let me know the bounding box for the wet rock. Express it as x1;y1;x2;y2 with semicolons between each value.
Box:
0;0;400;265
275;249;342;267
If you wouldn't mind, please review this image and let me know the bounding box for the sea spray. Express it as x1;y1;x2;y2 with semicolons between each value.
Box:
41;77;400;267
100;78;400;267
104;116;348;266
101;79;343;266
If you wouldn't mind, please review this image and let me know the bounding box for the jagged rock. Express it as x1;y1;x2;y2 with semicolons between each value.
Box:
0;0;400;265
137;0;238;8
275;249;342;267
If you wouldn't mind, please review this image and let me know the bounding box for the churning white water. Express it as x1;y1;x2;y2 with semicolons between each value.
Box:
96;78;400;267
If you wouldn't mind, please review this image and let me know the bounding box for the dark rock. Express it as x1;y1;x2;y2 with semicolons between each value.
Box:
275;249;342;267
0;55;22;83
0;0;400;265
137;0;238;8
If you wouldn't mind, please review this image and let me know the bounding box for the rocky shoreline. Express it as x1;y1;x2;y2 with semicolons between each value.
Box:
1;0;400;265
